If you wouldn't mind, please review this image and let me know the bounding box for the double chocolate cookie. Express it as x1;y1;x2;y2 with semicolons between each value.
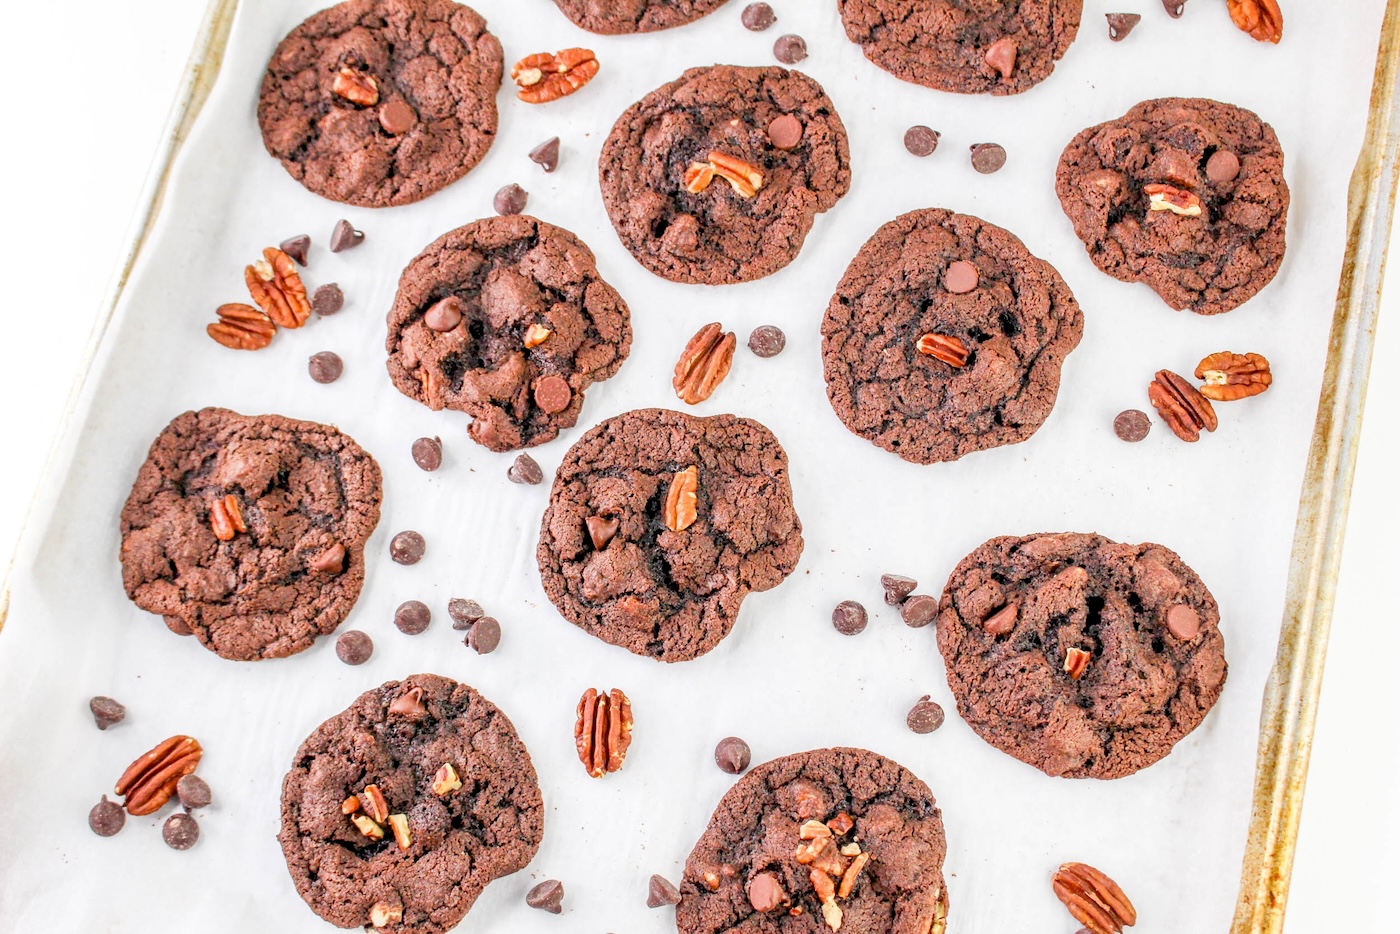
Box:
553;0;729;33
279;675;543;932
385;216;632;452
1056;98;1289;315
839;0;1083;95
599;64;852;285
936;533;1228;779
119;408;382;661
677;748;949;933
258;0;503;207
821;209;1084;464
537;409;803;662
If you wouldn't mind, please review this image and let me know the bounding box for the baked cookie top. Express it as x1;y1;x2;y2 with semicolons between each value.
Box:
536;408;803;662
119;408;382;661
936;533;1228;780
385;215;632;452
553;0;730;34
257;0;503;207
838;0;1083;95
278;675;543;933
599;64;852;285
1055;97;1289;315
821;209;1084;464
677;747;949;934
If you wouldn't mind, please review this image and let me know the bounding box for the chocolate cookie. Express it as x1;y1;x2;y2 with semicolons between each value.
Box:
537;408;803;662
1055;98;1289;315
821;209;1084;464
936;533;1228;779
385;216;632;452
677;748;949;933
257;0;503;208
279;675;543;932
599;64;852;285
553;0;729;33
838;0;1082;95
119;408;382;661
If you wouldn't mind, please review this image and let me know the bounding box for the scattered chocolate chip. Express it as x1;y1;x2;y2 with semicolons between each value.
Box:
904;125;940;157
526;880;564;914
748;872;787;913
412;436;443;471
901;594;939;628
748;325;786;358
647;873;683;908
970;142;1007;174
424;296;464;332
494;183;529;216
89;696;126;731
1166;604;1201;640
164;614;193;636
163;812;200;850
943;260;979;294
831;600;868;636
176;774;212;810
508;454;544;485
1162;0;1185;18
279;234;311;266
741;2;776;30
449;598;485;630
394;600;432;635
312;543;346;574
767;113;803;150
714;736;752;774
1106;13;1142;40
378;99;418;135
466;616;501;654
881;574;918;605
1114;409;1152;442
773;34;807;64
533;375;572;414
529;136;561;172
329;219;364;253
308;351;343;384
586;515;620;550
390;530;426;565
1206;149;1241;183
311;283;344;316
88;796;125;836
907;695;946;734
336;630;374;665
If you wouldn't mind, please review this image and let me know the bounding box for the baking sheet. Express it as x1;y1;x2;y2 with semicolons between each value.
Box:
0;0;1388;930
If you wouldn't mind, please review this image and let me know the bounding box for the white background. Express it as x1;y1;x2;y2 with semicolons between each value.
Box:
0;0;1394;931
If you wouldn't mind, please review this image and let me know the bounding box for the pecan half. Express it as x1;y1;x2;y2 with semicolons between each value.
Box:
1148;369;1218;442
708;152;765;198
1228;0;1283;43
513;48;599;103
674;322;737;404
1052;862;1137;934
1064;647;1092;680
245;248;311;329
115;735;202;816
1195;351;1272;401
332;66;379;106
917;333;969;367
574;687;633;778
207;302;276;350
1143;183;1204;218
209;497;236;541
664;466;699;533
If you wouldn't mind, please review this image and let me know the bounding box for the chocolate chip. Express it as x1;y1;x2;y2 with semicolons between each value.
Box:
412;436;443;471
467;616;501;654
1162;0;1186;17
494;183;529;216
983;36;1017;79
773;34;807;64
390;530;426;565
88;796;125;836
378;99;418;135
1106;13;1142;40
904;125;940;157
312;543;346;574
394;600;432;635
1206;149;1241;183
1114;409;1152;442
943;260;979;294
279;234;311;266
647;874;683;908
767;114;803;150
329;219;364;253
714;736;752;774
907;695;946;734
880;574;917;605
163;812;200;850
970;143;1007;174
311;283;344;316
586;515;620;550
336;630;374;665
533;375;572;414
831;600;868;635
748;872;787;913
176;774;212;809
448;598;485;629
901;594;939;628
424;296;463;332
308;351;343;384
526;880;564;914
89;696;126;731
1165;604;1201;640
747;325;786;358
741;2;776;30
508;454;544;485
529;137;561;172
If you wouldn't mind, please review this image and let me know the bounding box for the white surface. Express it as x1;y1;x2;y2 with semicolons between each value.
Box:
0;1;1395;932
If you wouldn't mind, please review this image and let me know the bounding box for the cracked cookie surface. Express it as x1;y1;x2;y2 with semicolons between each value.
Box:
257;0;503;207
677;747;949;933
936;533;1228;779
536;408;803;662
386;215;632;452
1056;97;1289;315
279;675;543;933
599;64;851;285
821;209;1083;464
119;408;382;661
553;0;729;33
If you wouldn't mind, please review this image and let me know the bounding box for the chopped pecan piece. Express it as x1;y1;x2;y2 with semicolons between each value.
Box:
1195;351;1272;401
822;899;843;931
388;813;411;850
664;465;699;533
826;812;855;836
513;48;599;103
684;162;716;193
575;687;633;778
524;323;552;348
1052;862;1137;934
1143;183;1204;218
245;247;311;329
432;763;462;797
800;820;832;840
332;66;379;106
115;735;202;816
1227;0;1283;43
839;842;861;856
837;852;870;899
341;796;361;815
369;903;402;928
362;784;389;823
351;813;384;840
207;302;275;350
810;869;836;903
1064;647;1092;680
674;322;737;404
1148;369;1218;442
917;333;970;367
